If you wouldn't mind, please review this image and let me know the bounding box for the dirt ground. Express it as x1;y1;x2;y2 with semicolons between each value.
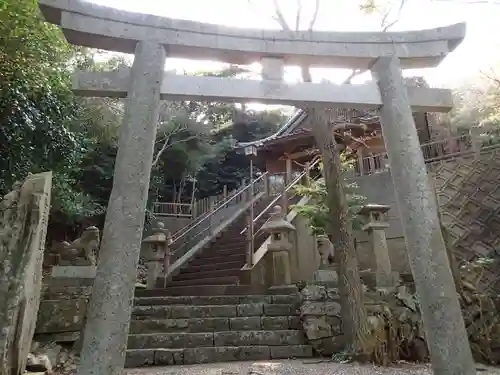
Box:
125;360;500;375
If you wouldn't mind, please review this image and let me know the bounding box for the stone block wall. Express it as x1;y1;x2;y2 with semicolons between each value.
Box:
35;284;91;342
299;284;343;356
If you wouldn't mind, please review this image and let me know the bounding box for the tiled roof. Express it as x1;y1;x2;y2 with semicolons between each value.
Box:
236;108;381;149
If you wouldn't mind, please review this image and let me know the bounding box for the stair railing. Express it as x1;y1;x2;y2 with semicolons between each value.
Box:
241;157;321;267
164;173;268;285
169;184;249;244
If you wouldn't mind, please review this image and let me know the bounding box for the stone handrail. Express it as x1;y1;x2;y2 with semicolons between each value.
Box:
40;0;464;69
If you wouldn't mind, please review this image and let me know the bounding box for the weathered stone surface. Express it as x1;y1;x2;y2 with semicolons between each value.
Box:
371;55;475;374
130;318;229;333
26;353;52;373
124;349;154;368
47;277;95;288
237;303;264;316
40;0;465;70
169;305;237;319
35;299;88;334
264;304;293;316
42;286;92;300
300;301;325;316
289;316;301;330
51;266;96;279
49;226;100;267
272;295;298;305
240;295;272;304
270;345;313;359
237;346;271;361
134;296;192;306
0;172;52;375
77;41;166;375
154;348;184;366
183;347;238;364
214;330;304;346
261;317;290;330
132;306;171;319
230;317;261;331
300;285;327;301
127;333;213;349
192;296;239;305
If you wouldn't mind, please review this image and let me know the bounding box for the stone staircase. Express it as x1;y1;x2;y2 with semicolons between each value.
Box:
157;196;277;296
125;293;312;367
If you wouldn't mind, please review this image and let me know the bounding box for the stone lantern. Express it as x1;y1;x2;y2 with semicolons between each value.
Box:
358;204;399;292
261;205;295;286
142;222;171;289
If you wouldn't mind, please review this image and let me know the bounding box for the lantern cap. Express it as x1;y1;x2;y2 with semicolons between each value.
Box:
358;203;390;216
261;205;296;233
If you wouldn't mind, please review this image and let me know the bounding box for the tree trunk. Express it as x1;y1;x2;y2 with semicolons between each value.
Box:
308;107;370;356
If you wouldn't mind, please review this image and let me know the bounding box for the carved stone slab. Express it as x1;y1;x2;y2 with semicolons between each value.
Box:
0;172;52;375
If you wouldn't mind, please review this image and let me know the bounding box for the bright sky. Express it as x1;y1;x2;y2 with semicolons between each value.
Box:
89;0;500;88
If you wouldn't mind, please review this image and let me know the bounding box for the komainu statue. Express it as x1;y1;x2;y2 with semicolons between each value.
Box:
51;226;101;266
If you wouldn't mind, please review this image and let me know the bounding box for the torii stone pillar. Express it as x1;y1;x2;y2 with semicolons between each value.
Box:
371;56;475;375
78;41;165;375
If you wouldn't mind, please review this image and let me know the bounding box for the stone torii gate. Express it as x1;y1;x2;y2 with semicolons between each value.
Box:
38;1;473;374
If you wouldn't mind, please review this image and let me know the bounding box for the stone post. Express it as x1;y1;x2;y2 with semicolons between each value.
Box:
371;55;475;374
470;124;482;160
142;222;171;289
261;206;295;286
358;204;399;292
77;41;166;375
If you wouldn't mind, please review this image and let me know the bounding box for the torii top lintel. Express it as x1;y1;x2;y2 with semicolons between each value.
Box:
39;0;465;70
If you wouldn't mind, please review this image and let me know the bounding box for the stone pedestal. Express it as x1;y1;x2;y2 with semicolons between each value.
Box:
78;41;166;375
51;266;96;287
371;55;475;374
262;206;295;287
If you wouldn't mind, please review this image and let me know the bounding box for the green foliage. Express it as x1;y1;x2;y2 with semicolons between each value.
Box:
292;159;366;236
0;0;288;237
448;64;500;133
0;0;110;227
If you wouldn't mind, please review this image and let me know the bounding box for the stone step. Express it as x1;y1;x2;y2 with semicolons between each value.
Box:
125;345;313;367
210;238;247;246
173;268;241;281
180;260;243;273
136;284;256;297
166;275;240;287
132;303;296;319
127;330;306;350
190;253;245;265
197;248;246;258
134;294;297;306
200;249;246;258
129;315;300;333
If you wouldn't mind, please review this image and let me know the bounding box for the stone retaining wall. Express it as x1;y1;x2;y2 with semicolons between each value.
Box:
299;284;343;356
35;283;91;343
